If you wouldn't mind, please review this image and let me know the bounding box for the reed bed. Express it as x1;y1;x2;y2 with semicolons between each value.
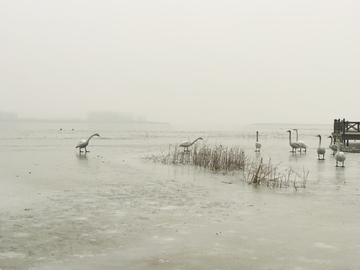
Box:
146;142;246;174
240;158;308;189
145;143;308;189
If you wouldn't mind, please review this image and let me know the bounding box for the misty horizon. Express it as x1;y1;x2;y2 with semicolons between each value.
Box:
0;110;171;124
0;110;339;130
1;1;359;130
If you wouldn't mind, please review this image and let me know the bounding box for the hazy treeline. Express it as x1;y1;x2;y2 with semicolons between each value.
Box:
87;111;147;123
0;111;149;123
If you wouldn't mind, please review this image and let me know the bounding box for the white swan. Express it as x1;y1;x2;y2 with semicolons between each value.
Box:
315;135;326;160
293;129;308;152
327;135;338;155
286;130;300;153
335;140;346;167
179;137;203;152
255;131;261;152
327;135;345;155
76;133;100;153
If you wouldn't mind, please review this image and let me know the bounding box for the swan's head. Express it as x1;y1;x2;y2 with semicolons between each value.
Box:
95;133;100;137
286;130;291;133
315;134;321;138
293;129;298;131
200;137;203;140
327;136;332;138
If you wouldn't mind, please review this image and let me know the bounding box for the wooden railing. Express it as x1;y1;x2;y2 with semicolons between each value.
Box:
334;119;360;134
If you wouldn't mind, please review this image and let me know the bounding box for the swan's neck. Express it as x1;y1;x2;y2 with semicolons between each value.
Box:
256;132;258;142
87;134;97;143
318;136;322;147
191;137;202;146
295;130;299;141
288;132;292;143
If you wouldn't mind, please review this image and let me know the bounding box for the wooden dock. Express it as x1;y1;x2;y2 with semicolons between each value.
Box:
332;119;360;149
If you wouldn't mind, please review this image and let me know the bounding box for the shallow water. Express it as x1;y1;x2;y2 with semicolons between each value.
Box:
0;122;360;269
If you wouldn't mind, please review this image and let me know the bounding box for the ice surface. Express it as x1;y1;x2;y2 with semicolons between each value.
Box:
0;122;359;269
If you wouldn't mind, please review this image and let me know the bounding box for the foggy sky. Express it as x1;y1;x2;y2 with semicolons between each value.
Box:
1;0;359;129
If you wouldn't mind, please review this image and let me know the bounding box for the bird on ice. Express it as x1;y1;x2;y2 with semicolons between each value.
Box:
286;130;300;153
293;129;308;153
76;133;100;153
315;134;326;160
255;131;261;152
179;137;203;152
335;140;346;167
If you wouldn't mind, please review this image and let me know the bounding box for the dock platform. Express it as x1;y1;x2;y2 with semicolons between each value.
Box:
332;119;360;150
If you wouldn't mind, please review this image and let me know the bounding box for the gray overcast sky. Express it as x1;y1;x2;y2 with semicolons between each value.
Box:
1;0;359;129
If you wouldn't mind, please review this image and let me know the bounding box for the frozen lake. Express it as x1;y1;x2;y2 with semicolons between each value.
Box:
1;122;360;269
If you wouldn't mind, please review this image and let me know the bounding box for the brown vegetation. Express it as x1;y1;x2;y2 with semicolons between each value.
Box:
145;143;308;189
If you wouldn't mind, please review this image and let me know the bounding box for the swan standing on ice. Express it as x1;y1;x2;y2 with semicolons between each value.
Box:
315;135;326;160
180;137;203;152
293;129;308;152
76;133;100;153
255;131;261;152
286;130;300;153
335;140;346;167
327;135;338;155
327;135;345;155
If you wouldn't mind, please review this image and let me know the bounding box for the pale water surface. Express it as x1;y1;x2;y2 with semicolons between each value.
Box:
0;122;359;269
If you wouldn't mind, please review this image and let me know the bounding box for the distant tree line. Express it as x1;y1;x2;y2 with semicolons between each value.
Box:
86;111;147;123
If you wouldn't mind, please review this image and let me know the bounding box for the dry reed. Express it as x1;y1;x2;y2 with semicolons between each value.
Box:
145;143;308;189
145;142;246;174
240;157;308;189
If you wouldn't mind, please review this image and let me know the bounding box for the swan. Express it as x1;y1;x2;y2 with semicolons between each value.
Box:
76;133;100;153
255;131;261;152
286;130;300;153
315;135;326;160
293;129;308;152
335;140;346;167
327;135;345;155
179;137;203;152
327;135;338;155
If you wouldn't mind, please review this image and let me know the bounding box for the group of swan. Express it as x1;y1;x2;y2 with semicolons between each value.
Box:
319;135;346;166
258;130;346;166
179;132;346;167
325;135;346;167
76;134;204;154
76;131;346;167
286;129;308;153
